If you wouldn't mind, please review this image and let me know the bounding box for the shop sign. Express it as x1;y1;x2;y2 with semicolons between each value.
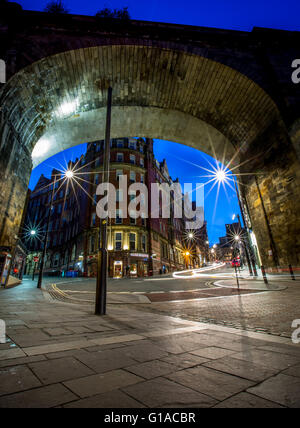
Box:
130;253;148;259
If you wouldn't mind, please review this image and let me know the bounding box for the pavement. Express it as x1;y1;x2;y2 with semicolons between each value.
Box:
0;273;300;408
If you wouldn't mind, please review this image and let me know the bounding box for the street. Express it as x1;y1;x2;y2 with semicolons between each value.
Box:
0;272;300;408
29;264;300;338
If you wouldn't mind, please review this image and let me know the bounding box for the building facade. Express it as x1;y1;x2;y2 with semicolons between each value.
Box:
22;138;208;278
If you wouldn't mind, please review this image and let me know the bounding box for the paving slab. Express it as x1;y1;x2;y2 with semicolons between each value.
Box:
64;390;145;408
29;356;95;385
247;374;300;408
0;348;26;361
190;347;236;360
122;377;217;408
150;334;209;354
90;334;145;346
0;355;47;368
74;349;138;373
214;392;284;408
121;343;169;362
231;349;300;370
166;366;254;401
64;369;143;398
23;339;92;356
7;329;52;347
0;365;41;396
160;353;210;368
43;328;74;336
0;384;77;408
125;360;178;379
203;356;278;382
282;364;300;378
256;343;300;357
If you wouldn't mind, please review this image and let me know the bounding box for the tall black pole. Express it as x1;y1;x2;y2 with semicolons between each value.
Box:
95;87;112;315
37;175;56;289
254;175;279;268
233;179;254;276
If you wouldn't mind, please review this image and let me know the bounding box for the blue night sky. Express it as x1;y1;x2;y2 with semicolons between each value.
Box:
23;0;299;243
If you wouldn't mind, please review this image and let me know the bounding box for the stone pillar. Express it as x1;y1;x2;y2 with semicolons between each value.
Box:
243;119;300;269
0;128;32;252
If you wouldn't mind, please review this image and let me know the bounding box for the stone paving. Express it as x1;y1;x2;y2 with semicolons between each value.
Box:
138;278;300;337
0;281;299;408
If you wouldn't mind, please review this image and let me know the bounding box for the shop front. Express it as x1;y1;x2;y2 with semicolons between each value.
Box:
113;260;123;278
129;253;149;277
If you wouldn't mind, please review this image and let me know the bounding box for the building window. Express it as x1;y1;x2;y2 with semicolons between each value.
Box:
140;174;144;183
129;140;136;150
141;235;146;252
130;154;135;164
140;144;144;153
71;245;76;261
90;235;95;253
130;171;136;183
94;173;99;185
115;232;122;251
129;210;136;225
116;169;123;180
53;253;60;267
91;213;96;227
96;143;101;152
117;140;124;148
117;153;124;162
116;209;122;224
140;158;144;167
130;233;136;251
95;158;101;167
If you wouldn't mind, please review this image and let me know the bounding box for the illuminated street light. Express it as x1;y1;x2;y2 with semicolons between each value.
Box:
65;170;74;179
215;169;227;182
232;214;236;220
188;233;194;239
30;230;36;236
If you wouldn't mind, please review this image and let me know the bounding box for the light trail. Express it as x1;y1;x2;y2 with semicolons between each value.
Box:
172;263;226;279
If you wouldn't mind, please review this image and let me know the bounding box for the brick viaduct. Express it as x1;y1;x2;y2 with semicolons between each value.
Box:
0;3;300;268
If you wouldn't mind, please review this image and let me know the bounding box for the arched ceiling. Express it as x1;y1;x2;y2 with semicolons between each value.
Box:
0;45;281;167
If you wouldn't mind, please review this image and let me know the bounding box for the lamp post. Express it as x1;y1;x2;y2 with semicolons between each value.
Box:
232;213;254;276
95;86;112;316
37;175;57;289
37;170;74;289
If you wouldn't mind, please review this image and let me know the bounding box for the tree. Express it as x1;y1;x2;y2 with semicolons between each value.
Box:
44;0;69;14
95;6;130;20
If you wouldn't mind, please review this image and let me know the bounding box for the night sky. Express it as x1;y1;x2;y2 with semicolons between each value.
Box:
23;0;300;243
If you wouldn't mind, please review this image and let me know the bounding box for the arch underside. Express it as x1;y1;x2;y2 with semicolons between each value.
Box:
0;44;281;168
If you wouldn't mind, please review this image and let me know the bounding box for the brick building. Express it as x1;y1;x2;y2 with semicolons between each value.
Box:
22;138;208;278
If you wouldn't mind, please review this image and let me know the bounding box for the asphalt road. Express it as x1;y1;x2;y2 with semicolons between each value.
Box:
40;264;233;293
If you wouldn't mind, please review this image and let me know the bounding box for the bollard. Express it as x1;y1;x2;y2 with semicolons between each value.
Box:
289;264;295;281
261;265;268;284
234;264;240;290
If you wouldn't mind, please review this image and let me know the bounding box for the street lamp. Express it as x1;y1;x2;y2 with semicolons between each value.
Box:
95;86;113;316
37;169;74;289
65;170;74;179
37;174;57;289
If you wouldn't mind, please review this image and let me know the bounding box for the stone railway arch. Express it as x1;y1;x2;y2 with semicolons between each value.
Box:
0;8;300;268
